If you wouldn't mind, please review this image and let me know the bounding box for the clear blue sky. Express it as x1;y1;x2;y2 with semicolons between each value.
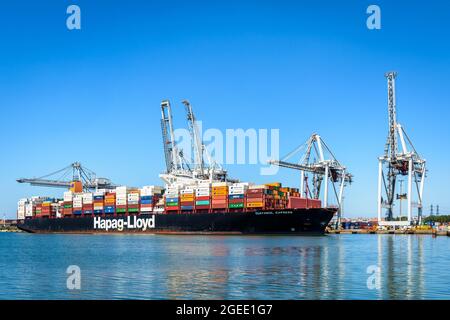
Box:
1;1;449;219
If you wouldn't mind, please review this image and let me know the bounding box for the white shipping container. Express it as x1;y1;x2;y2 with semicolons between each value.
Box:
229;185;247;190
128;193;140;200
63;192;73;202
232;182;250;187
229;187;245;191
211;182;229;187
17;210;25;220
25;203;34;216
249;185;267;189
196;192;210;197
82;193;93;202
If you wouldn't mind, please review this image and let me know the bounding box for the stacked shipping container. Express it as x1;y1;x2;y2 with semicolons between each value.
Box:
18;182;323;220
116;187;128;214
180;187;195;211
140;186;163;213
195;182;211;210
93;191;105;214
228;183;248;209
82;193;94;215
127;189;140;214
211;182;228;209
63;192;73;216
104;192;116;214
165;186;180;211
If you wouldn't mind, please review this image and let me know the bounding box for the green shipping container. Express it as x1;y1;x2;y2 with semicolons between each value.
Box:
116;208;126;213
195;200;210;206
128;208;139;213
166;202;179;207
64;204;72;209
229;203;244;209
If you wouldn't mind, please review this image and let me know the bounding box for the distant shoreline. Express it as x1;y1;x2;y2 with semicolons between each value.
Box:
0;226;22;233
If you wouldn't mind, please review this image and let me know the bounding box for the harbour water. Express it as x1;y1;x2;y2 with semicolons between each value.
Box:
0;233;449;300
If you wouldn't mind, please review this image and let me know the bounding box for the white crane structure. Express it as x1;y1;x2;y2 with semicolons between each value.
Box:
268;133;352;227
159;99;232;187
377;72;426;226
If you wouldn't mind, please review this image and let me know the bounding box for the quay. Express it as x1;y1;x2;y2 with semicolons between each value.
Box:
327;229;450;236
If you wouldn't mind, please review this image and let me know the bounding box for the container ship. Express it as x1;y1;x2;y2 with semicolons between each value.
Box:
16;100;340;235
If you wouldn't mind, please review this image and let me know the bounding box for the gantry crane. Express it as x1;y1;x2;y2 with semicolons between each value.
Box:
377;72;426;226
17;162;117;192
159;99;232;186
268;133;352;227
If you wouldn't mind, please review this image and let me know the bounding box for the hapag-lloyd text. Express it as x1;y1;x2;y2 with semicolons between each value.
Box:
93;216;155;231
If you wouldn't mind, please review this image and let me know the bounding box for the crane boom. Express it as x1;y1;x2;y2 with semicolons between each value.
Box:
17;162;117;192
268;133;352;228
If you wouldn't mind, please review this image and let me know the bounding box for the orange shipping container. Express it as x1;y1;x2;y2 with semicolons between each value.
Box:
247;202;264;208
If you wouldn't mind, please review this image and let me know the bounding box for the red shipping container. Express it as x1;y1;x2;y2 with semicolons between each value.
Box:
211;204;227;209
196;196;210;201
247;189;264;194
180;201;195;206
195;205;210;210
165;206;179;211
211;195;227;200
247;193;265;199
212;200;227;204
288;197;308;209
229;199;245;204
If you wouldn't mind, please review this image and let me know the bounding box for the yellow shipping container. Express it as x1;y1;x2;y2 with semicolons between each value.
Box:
265;182;282;188
212;186;227;190
247;202;264;208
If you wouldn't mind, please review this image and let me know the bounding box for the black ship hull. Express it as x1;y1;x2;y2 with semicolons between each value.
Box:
17;208;336;235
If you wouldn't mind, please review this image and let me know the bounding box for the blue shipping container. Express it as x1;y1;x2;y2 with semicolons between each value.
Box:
181;206;194;210
141;196;152;201
141;200;152;205
229;194;245;199
94;210;103;215
73;210;82;215
166;197;179;203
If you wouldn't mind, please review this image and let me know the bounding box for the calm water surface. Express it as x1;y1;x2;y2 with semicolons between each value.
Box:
0;233;449;299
